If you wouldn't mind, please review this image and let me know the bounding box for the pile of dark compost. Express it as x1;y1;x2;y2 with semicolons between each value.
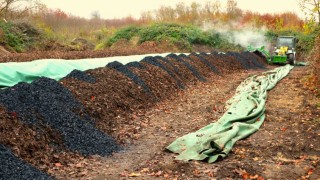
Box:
0;51;267;178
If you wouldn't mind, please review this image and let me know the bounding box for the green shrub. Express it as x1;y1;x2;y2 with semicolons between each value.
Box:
94;42;105;50
106;25;141;46
0;22;25;52
138;23;224;48
265;30;278;42
0;22;45;52
297;33;315;53
98;23;244;51
139;24;192;42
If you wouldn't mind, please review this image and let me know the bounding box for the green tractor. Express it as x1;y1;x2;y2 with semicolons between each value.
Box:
271;36;296;65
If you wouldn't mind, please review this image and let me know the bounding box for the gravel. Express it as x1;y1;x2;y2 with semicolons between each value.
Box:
64;69;96;83
0;144;52;180
107;61;151;93
0;78;120;156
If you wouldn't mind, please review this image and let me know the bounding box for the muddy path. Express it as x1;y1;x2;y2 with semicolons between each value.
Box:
214;66;320;180
51;65;319;179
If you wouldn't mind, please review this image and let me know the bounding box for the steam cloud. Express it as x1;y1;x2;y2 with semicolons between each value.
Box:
224;30;268;48
202;21;272;50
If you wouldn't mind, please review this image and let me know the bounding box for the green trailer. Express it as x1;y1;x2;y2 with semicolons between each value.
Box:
272;54;288;64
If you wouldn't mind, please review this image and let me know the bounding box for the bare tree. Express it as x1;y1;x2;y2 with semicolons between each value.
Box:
91;10;100;20
175;2;190;22
226;0;237;13
156;6;176;22
211;0;221;15
189;2;200;23
0;0;40;19
202;0;221;20
299;0;320;25
140;11;153;23
226;0;242;19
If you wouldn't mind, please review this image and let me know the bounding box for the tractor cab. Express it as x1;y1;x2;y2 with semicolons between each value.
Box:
272;36;296;65
276;36;296;49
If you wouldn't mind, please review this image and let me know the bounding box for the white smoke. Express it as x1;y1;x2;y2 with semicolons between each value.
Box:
224;30;268;48
202;21;272;49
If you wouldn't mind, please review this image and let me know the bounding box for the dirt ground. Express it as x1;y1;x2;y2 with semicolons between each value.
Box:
49;65;319;180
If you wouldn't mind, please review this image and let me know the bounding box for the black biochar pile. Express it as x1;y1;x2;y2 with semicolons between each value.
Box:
155;56;183;78
64;69;96;83
196;53;221;74
0;78;120;156
241;51;266;69
0;144;52;180
141;56;184;89
226;52;254;69
166;54;207;82
126;61;145;69
188;53;220;74
107;61;151;93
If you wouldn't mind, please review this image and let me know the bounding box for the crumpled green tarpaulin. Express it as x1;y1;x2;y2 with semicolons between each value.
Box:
166;65;294;163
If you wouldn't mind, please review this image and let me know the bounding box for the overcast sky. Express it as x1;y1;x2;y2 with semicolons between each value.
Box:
40;0;304;19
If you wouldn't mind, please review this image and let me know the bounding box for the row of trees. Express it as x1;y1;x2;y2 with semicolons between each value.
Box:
0;0;319;28
0;0;319;45
139;1;304;32
138;1;237;24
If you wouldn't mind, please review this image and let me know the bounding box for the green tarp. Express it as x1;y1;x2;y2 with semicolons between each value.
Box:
0;53;186;88
166;65;294;163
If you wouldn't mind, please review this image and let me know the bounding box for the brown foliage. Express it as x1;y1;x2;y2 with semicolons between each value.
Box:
306;36;320;94
240;11;303;30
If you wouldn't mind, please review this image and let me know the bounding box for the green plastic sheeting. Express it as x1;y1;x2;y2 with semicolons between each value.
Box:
0;59;106;88
295;61;309;66
0;53;186;88
166;65;294;163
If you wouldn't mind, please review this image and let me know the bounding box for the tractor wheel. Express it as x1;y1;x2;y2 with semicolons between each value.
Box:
288;54;295;65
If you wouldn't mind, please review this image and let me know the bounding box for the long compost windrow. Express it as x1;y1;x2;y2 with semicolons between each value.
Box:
0;51;268;179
